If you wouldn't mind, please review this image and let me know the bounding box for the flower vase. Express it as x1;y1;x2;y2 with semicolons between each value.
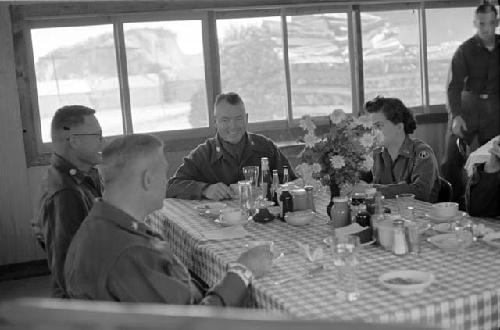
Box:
326;182;341;217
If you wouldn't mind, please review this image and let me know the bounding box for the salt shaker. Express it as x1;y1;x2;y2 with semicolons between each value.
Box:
304;186;315;212
392;219;408;255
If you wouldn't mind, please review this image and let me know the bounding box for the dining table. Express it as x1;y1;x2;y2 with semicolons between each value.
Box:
145;192;500;330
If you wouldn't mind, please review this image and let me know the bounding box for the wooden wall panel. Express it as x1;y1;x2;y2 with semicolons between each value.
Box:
0;4;44;265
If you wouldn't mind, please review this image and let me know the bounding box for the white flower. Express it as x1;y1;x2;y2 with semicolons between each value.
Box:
357;114;372;128
329;109;346;125
330;155;346;169
299;115;316;133
359;133;374;149
361;155;374;171
312;162;322;173
304;133;318;148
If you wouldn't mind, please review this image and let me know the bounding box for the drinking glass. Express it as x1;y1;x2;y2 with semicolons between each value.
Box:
243;166;260;200
405;222;421;254
330;235;360;302
396;193;415;220
238;180;252;218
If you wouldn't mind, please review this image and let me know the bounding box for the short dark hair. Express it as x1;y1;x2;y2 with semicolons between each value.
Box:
51;105;96;140
476;4;498;17
101;134;164;184
215;92;244;107
365;96;417;134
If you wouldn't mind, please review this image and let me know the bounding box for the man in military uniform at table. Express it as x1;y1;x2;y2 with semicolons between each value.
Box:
441;4;500;208
65;134;274;304
34;105;104;298
166;92;296;201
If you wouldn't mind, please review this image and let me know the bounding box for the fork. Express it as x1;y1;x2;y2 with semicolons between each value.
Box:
273;265;324;285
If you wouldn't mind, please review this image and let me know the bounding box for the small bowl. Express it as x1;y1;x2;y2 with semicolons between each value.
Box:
431;202;459;219
267;206;281;218
284;210;315;226
379;270;434;295
219;207;245;226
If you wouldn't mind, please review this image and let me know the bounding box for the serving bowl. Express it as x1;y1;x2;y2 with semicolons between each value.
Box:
428;232;473;251
284;210;315;226
431;202;459;219
379;270;434;295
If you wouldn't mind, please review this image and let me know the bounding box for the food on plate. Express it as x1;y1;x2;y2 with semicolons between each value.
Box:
384;277;424;285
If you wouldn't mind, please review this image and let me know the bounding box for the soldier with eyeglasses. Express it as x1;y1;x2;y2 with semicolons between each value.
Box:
34;105;104;298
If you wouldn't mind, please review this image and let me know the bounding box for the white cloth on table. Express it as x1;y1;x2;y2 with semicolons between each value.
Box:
465;135;500;176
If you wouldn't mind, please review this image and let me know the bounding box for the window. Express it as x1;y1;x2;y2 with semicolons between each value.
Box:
287;13;352;116
123;20;208;132
426;7;476;105
361;10;422;107
217;17;287;122
31;25;122;142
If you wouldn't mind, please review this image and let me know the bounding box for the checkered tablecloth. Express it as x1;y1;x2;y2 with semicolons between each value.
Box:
146;195;500;330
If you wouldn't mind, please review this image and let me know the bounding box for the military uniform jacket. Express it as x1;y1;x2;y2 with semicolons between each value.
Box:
65;200;248;305
372;136;440;202
166;133;296;199
35;154;102;298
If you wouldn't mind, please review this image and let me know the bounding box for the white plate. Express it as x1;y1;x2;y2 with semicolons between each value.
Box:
428;233;473;251
323;237;375;247
195;202;228;217
482;232;500;248
425;211;467;223
379;270;434;295
432;223;454;233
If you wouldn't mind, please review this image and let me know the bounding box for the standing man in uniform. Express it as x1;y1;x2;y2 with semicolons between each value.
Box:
166;92;296;200
441;4;500;208
35;105;103;298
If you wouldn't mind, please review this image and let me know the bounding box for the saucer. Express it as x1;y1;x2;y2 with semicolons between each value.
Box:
425;211;467;223
428;233;473;251
432;223;454;233
214;217;247;227
379;270;434;295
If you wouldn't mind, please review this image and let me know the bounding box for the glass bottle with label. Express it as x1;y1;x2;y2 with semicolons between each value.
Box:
271;169;279;205
279;187;294;220
260;157;271;200
283;166;289;184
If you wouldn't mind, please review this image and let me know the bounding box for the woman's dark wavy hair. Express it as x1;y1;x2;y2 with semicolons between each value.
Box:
364;96;417;134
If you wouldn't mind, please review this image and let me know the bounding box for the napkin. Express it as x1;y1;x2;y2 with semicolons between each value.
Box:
296;242;324;262
201;226;249;241
464;135;499;176
334;223;369;237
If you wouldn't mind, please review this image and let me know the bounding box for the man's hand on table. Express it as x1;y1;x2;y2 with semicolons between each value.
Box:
484;140;500;173
202;183;232;200
236;245;274;278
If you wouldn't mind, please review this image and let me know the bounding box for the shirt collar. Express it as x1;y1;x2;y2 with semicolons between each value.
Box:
88;199;155;238
211;132;255;164
473;34;500;49
51;153;91;185
375;135;412;158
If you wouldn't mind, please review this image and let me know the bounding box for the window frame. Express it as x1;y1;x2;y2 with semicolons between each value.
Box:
13;0;480;166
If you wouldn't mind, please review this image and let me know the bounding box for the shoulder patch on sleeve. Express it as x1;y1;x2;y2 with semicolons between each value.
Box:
418;150;430;159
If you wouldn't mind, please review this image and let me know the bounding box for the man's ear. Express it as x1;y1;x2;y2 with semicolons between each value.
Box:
68;135;79;149
141;169;152;191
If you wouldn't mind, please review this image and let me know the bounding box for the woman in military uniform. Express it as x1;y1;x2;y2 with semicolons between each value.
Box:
365;96;440;202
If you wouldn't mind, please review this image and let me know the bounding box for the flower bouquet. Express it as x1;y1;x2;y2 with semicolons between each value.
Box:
295;109;379;197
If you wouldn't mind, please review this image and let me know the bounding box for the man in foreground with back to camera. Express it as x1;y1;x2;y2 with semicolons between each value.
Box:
166;92;296;200
441;4;500;209
34;105;104;298
466;137;500;217
65;134;274;304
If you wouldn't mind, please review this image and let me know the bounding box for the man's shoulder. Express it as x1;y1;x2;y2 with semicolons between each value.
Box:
457;36;480;50
248;132;277;148
43;165;82;197
189;136;217;156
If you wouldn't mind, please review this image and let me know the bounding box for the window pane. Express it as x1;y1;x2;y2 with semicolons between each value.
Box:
124;20;208;132
218;17;287;122
362;10;422;107
426;7;476;105
32;25;122;142
287;13;352;117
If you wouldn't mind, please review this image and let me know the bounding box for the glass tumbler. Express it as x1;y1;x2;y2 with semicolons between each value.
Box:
330;235;360;302
238;180;253;218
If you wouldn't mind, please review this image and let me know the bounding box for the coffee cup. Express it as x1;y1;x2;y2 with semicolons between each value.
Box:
431;202;458;219
220;207;244;225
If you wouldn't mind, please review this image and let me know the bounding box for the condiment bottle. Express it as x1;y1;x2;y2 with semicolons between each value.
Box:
304;186;315;212
354;203;372;243
260;157;271;201
392;219;408;255
365;188;377;215
279;187;293;221
271;169;279;205
291;189;307;211
283;166;289;184
331;197;349;228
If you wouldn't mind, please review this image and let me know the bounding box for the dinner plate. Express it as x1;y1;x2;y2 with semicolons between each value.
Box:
425;211;467;223
323;236;375;247
427;233;473;251
379;270;434;295
482;232;500;248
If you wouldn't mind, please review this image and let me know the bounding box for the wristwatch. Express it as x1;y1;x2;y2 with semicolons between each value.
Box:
227;262;254;286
